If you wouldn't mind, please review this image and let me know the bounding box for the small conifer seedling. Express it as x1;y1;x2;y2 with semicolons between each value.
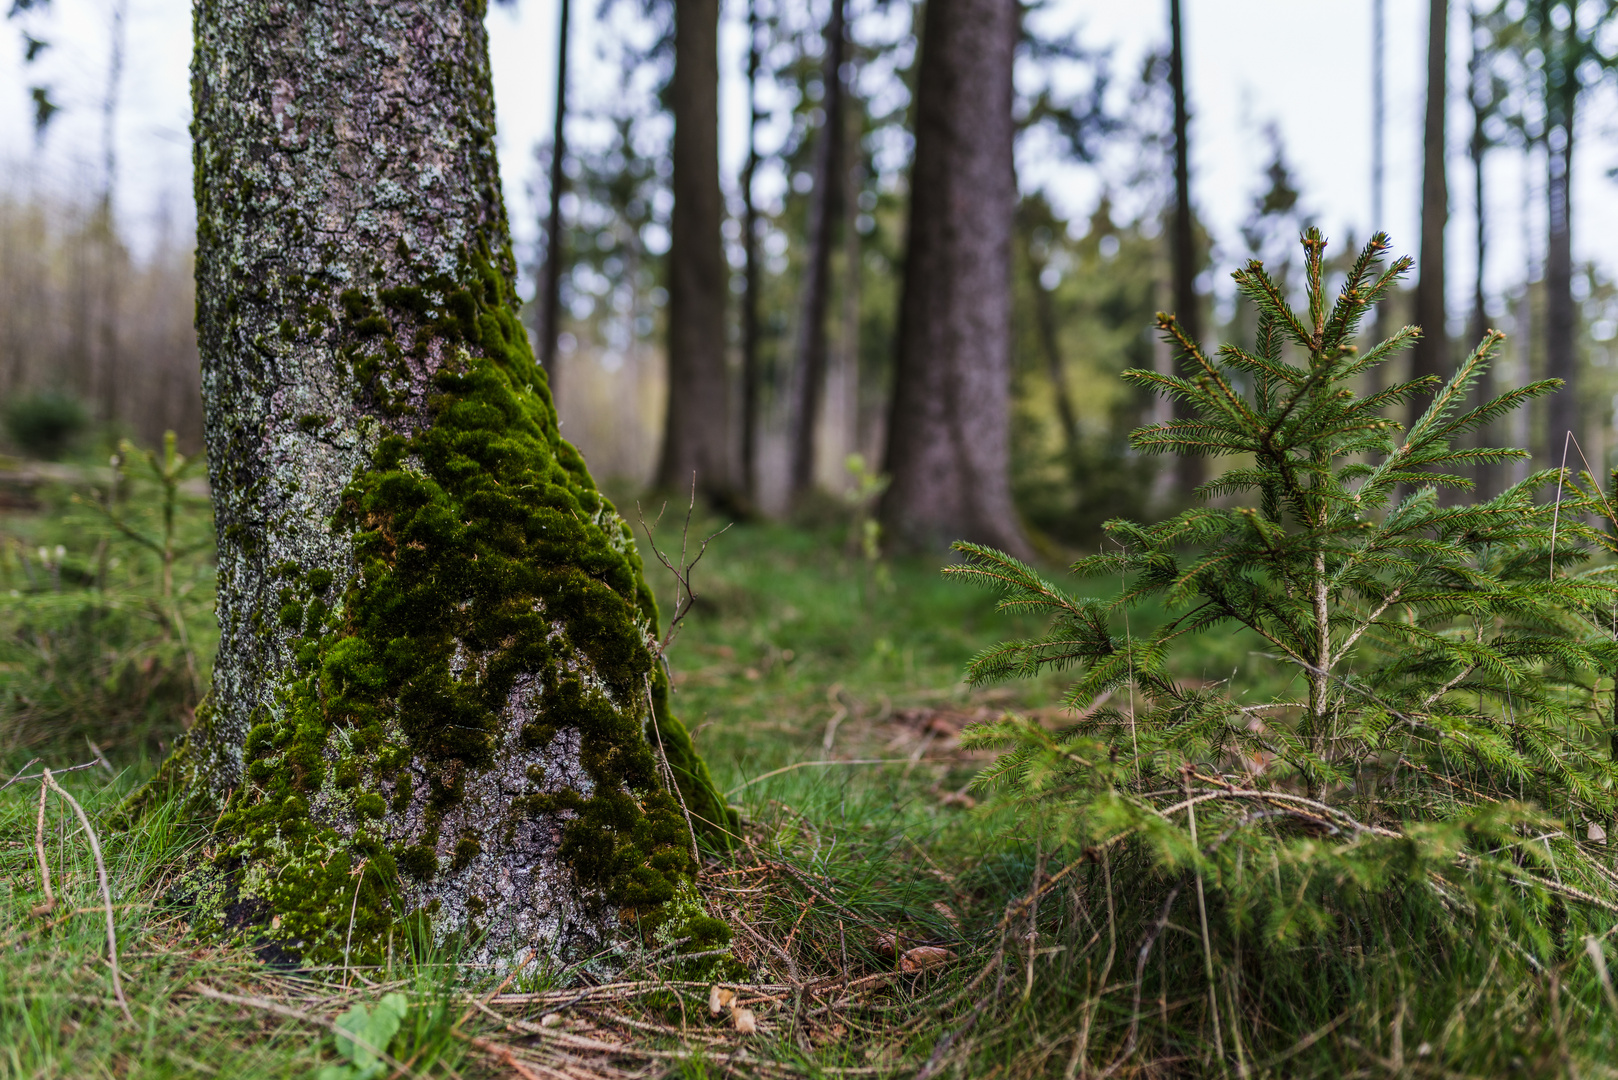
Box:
948;230;1618;1072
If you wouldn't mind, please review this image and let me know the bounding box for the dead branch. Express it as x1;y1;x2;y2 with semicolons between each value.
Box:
636;474;732;658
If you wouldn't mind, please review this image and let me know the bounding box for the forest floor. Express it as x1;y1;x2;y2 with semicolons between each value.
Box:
6;479;1604;1078
0;478;1159;1080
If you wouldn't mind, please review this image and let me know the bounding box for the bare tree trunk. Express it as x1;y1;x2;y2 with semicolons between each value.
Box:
879;0;1029;557
538;0;571;388
1543;80;1577;464
95;0;128;427
154;0;731;971
1468;17;1495;497
1167;0;1203;499
740;0;763;501
786;0;847;504
657;0;733;501
834;131;863;487
1371;0;1395;373
1410;0;1449;422
1024;240;1080;461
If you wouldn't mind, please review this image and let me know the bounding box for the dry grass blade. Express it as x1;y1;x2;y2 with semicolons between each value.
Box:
43;767;133;1024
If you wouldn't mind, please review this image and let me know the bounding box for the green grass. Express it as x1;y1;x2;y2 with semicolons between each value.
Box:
7;493;1618;1077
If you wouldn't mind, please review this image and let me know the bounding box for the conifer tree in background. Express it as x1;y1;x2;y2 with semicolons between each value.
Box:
881;0;1029;557
1016;196;1081;465
1533;0;1614;465
1371;0;1394;361
658;0;734;502
148;0;732;970
786;0;848;505
951;231;1618;1068
536;0;571;385
1166;0;1203;499
740;0;765;501
1488;0;1616;466
1410;0;1449;424
1467;5;1505;497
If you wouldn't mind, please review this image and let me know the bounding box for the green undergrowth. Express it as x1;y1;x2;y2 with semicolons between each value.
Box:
16;478;1618;1074
0;769;471;1079
0;459;216;761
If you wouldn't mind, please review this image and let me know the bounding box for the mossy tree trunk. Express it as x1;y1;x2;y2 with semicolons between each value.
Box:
171;0;732;969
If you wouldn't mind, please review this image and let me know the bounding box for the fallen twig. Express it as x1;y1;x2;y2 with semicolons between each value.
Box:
1;758;100;793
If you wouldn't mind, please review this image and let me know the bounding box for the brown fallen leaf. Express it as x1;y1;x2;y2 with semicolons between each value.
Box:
708;985;736;1016
871;931;899;955
899;945;955;972
932;901;961;929
732;1006;757;1034
539;1012;562;1028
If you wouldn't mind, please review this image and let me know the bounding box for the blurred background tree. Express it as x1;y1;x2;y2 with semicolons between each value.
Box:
4;0;1618;550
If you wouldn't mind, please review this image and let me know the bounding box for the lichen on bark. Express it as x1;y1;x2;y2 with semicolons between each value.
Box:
154;0;734;968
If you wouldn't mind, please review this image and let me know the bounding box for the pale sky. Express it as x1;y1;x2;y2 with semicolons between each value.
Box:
2;0;1616;328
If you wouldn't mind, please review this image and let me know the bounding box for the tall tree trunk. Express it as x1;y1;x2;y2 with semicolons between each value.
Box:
1371;0;1395;369
740;0;762;501
1468;16;1495;497
879;0;1028;557
95;0;128;427
1543;78;1577;463
836;124;863;479
657;0;732;500
157;0;732;971
1166;0;1203;500
538;0;571;386
787;0;847;504
1017;216;1079;459
1411;0;1449;421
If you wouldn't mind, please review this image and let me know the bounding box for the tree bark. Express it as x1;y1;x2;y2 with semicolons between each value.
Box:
740;0;762;501
1410;0;1449;423
1543;78;1577;464
537;0;570;387
1468;18;1495;497
879;0;1028;557
657;0;732;501
156;0;732;971
1167;0;1203;498
786;0;847;504
1371;0;1395;378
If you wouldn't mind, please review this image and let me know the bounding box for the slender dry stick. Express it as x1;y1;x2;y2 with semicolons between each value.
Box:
2;756;42;795
1;758;100;793
645;672;701;872
33;775;56;915
43;768;134;1024
1185;769;1226;1075
342;858;369;988
1550;430;1572;583
1024;830;1043;1002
